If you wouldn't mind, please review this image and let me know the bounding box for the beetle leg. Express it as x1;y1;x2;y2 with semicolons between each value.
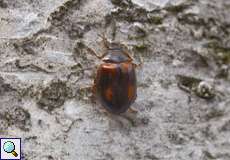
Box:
79;85;92;90
87;47;107;60
132;55;143;68
87;47;101;59
123;44;144;68
118;111;138;127
133;63;141;68
133;61;143;68
91;83;97;103
98;106;111;115
128;107;138;114
123;49;134;60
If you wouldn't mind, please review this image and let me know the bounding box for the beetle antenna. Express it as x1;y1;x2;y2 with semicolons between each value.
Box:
98;33;110;49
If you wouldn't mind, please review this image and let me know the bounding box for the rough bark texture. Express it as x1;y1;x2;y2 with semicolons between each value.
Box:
0;0;230;159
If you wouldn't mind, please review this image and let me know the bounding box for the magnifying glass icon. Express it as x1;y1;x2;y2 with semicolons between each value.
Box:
3;141;18;157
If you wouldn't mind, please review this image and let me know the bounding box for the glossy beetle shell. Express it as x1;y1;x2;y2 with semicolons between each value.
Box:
94;62;137;114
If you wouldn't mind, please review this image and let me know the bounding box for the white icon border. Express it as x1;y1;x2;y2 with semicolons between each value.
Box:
0;138;21;160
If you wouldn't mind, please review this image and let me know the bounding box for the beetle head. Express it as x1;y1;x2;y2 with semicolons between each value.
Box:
102;43;132;63
98;34;133;63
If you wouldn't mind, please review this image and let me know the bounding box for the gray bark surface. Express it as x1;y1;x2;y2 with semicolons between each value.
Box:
0;0;230;159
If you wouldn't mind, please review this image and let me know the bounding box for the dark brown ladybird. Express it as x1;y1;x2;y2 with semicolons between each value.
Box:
88;35;140;114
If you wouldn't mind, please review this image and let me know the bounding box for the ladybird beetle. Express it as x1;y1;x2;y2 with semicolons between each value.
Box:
88;35;141;114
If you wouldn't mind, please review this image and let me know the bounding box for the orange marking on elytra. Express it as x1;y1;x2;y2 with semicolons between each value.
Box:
102;63;116;69
128;85;135;100
121;63;130;73
102;63;117;76
105;87;113;101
